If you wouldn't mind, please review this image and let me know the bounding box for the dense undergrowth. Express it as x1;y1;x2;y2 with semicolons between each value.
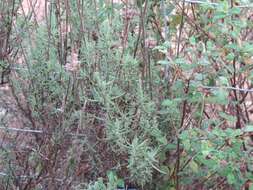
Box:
0;0;253;189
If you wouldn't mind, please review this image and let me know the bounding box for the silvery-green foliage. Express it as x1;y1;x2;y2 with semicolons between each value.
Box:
107;118;130;151
127;138;158;187
86;178;107;190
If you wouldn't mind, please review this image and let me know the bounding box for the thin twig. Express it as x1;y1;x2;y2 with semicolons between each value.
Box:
199;85;253;93
0;171;34;179
184;0;253;8
0;171;65;182
175;2;186;189
0;127;43;133
161;0;170;81
0;127;87;137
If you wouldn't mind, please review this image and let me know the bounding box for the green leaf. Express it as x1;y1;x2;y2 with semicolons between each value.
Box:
179;130;189;140
137;0;145;8
164;143;177;150
244;125;253;132
166;4;175;16
153;41;170;54
107;171;116;182
217;1;229;13
213;12;227;20
218;76;229;86
229;7;241;15
162;98;181;107
241;43;253;54
160;165;170;175
174;57;197;70
227;173;236;185
224;128;242;137
182;139;191;151
226;53;235;61
189;161;199;173
157;60;169;65
117;179;125;188
157;135;168;145
162;99;174;107
218;112;236;123
207;88;228;105
189;36;196;45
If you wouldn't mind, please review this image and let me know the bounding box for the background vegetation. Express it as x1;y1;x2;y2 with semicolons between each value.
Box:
0;0;253;189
